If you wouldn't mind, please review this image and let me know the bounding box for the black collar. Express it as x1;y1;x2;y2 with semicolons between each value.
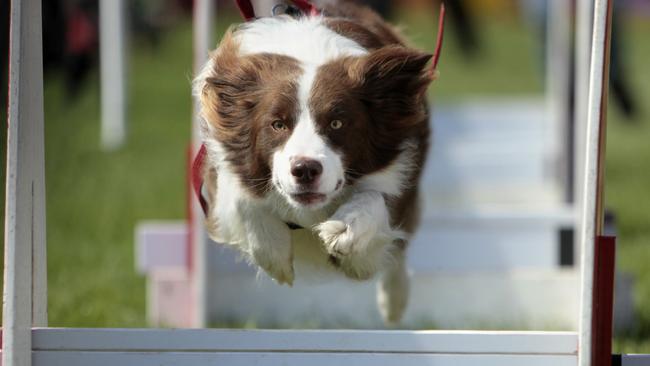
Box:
286;222;303;230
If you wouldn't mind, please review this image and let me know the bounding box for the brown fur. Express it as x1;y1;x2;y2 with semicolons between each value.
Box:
320;0;406;47
199;32;303;197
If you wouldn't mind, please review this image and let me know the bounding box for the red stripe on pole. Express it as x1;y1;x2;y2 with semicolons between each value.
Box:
592;235;616;366
186;145;194;270
235;0;256;21
431;3;446;71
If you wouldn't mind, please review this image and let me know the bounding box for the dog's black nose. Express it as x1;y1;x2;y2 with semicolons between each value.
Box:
291;158;323;184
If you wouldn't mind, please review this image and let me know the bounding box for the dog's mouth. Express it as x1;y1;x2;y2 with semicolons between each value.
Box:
274;177;344;209
290;192;327;206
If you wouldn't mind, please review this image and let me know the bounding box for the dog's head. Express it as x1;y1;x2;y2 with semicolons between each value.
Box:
196;25;433;209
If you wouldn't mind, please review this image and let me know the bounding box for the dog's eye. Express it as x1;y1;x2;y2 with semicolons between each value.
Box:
330;120;343;130
271;120;288;131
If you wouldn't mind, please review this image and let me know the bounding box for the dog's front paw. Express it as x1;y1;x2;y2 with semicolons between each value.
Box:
316;218;373;257
316;218;383;280
252;247;294;286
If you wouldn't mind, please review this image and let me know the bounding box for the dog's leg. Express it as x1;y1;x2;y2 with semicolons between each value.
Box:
316;191;404;280
241;207;294;286
377;247;409;324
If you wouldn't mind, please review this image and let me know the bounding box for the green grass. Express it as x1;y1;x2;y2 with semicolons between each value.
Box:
1;8;650;352
41;17;241;327
42;27;191;327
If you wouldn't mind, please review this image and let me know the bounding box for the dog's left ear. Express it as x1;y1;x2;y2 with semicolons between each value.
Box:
350;46;434;102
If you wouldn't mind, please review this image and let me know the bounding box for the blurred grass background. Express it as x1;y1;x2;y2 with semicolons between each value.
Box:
0;1;649;352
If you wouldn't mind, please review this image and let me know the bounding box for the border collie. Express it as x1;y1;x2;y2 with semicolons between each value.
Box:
193;0;436;324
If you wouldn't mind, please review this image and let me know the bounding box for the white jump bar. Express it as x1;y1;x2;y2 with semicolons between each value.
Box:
32;328;577;355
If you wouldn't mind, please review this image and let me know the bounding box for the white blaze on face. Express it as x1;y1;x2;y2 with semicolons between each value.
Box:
272;66;344;204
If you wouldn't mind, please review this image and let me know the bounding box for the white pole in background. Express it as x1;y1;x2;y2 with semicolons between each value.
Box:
578;0;613;364
545;0;572;203
99;0;127;150
3;0;48;365
192;0;214;328
574;0;594;263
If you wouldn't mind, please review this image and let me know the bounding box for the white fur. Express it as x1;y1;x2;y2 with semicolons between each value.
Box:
210;161;246;244
239;203;294;285
235;16;367;63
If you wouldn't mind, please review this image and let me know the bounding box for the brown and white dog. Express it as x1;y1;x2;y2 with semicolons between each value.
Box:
194;0;436;324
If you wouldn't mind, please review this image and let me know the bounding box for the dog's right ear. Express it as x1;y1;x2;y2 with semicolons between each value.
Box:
196;31;262;124
202;73;259;122
194;29;259;125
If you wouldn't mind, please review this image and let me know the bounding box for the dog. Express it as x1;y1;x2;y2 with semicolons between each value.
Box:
193;0;436;324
